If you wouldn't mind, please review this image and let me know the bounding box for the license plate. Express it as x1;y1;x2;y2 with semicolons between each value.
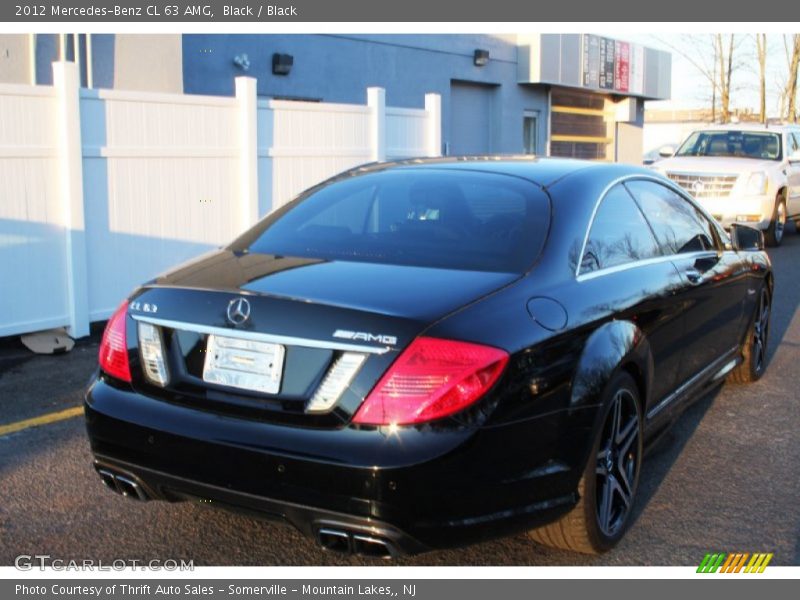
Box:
202;334;285;394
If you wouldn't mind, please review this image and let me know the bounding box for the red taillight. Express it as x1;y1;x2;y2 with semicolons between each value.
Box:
98;300;131;382
353;337;509;426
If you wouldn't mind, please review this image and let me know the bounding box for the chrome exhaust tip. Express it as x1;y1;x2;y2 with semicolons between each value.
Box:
352;534;394;559
317;528;351;553
114;474;149;501
316;528;396;559
94;464;149;501
96;468;119;493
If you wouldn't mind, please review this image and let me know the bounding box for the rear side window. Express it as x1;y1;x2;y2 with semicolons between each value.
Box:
580;184;660;274
626;180;717;255
244;170;551;273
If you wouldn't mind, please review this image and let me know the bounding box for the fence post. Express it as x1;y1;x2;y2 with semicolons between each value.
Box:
425;93;442;157
236;76;259;229
53;61;90;338
367;87;386;162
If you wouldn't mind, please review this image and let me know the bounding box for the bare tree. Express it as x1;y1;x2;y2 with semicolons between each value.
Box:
715;34;738;123
657;35;718;119
755;34;767;123
657;34;742;123
784;34;800;122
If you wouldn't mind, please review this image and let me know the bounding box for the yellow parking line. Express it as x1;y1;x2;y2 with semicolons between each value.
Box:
0;405;84;437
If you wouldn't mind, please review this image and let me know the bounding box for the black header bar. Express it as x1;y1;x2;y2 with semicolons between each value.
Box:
2;0;798;22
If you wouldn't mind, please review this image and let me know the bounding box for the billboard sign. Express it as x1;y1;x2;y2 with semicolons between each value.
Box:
582;34;645;95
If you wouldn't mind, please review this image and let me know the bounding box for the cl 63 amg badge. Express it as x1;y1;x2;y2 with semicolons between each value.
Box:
129;301;158;314
333;329;398;346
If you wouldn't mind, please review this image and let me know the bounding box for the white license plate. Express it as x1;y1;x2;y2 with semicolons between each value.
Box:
202;334;285;394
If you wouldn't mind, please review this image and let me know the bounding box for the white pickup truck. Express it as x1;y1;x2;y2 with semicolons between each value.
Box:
652;124;800;246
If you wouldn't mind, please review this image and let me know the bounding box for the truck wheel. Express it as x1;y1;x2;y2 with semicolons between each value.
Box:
764;194;786;247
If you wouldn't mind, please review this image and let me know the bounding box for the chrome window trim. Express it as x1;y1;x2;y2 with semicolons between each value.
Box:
576;250;719;283
129;315;392;355
574;174;726;280
576;254;673;282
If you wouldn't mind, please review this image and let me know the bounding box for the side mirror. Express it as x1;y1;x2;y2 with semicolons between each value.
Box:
658;145;676;158
788;149;800;163
730;224;764;251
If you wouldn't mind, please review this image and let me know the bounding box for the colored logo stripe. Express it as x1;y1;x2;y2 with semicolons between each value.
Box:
745;553;773;573
697;553;726;573
698;552;773;573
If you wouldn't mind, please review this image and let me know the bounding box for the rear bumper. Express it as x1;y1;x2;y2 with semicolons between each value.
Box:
84;377;587;555
91;455;427;557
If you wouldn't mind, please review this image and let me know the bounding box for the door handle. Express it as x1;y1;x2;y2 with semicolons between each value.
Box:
685;269;702;284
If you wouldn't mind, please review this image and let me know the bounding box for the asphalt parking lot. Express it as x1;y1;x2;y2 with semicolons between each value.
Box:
1;232;799;567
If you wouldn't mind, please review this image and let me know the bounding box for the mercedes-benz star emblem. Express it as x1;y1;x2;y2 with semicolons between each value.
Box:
226;297;251;326
692;180;705;195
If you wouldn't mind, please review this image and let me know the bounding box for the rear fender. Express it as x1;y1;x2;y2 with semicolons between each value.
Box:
570;320;653;466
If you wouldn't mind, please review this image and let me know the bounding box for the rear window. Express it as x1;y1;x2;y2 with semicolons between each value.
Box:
241;169;551;273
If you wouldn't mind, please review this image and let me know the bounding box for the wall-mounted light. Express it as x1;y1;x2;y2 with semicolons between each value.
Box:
272;53;294;76
233;53;250;71
474;49;490;67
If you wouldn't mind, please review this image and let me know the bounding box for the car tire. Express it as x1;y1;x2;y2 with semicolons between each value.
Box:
528;371;643;554
729;284;771;384
764;193;786;247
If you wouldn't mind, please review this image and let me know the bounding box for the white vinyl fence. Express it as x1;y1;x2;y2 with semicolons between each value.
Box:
0;62;442;338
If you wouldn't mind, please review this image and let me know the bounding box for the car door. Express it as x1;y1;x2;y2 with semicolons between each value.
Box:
626;180;747;386
786;132;800;220
576;183;686;408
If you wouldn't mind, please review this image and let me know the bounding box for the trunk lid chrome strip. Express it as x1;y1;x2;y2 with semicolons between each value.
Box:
129;315;392;355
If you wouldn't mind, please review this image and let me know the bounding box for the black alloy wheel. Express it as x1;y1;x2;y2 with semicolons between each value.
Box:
529;371;643;554
752;287;770;377
730;285;771;384
595;387;641;538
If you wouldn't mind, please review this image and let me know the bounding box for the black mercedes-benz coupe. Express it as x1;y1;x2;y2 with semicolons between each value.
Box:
85;157;772;557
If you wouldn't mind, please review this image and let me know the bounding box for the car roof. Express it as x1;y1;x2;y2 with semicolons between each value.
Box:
692;123;800;133
341;156;652;188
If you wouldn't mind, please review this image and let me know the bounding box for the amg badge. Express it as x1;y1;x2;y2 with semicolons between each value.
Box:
333;329;398;346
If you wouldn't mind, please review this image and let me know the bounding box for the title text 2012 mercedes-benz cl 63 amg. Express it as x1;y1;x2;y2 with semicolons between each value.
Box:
85;158;772;557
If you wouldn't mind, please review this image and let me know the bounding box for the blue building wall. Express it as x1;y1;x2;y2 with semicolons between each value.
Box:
35;34;115;88
181;34;549;155
34;34;59;85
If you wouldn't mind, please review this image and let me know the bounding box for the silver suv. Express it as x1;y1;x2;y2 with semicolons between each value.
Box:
652;124;800;246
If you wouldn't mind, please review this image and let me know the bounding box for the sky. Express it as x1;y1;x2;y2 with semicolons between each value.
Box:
603;33;795;115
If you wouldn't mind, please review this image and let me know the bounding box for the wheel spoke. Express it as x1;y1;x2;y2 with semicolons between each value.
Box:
611;474;632;509
616;414;637;450
610;394;622;442
617;451;636;496
598;476;614;532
